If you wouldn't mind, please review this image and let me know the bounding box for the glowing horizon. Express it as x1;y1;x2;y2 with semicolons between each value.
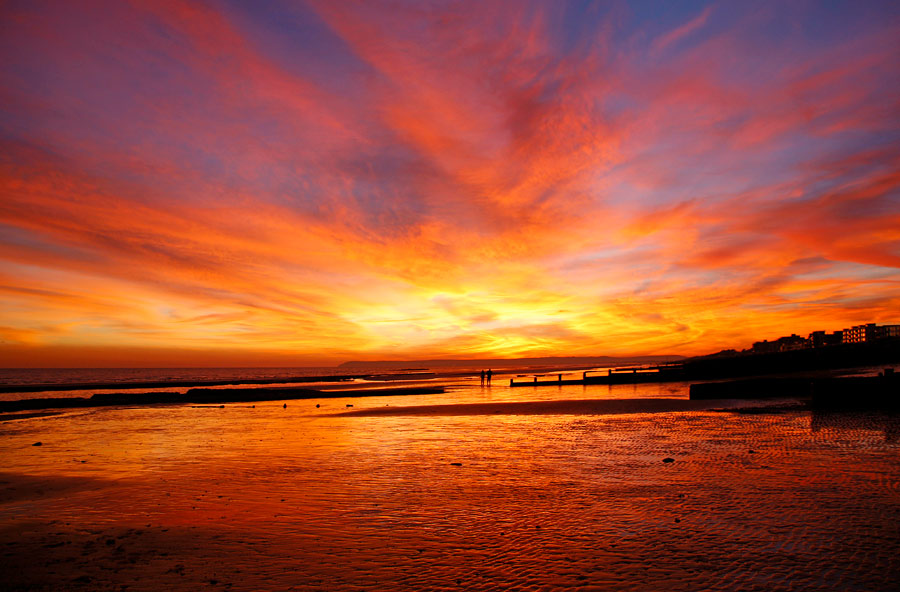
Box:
1;1;898;367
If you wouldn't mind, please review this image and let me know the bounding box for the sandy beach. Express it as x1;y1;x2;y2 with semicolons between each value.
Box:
2;384;899;591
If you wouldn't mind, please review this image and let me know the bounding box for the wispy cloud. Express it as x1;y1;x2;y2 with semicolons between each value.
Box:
0;0;898;365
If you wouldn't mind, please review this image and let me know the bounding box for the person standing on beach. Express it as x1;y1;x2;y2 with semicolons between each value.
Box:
480;369;485;385
487;369;493;385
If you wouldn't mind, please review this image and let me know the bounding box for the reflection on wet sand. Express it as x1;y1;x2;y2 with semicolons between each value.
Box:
811;410;900;443
335;397;751;416
1;397;898;591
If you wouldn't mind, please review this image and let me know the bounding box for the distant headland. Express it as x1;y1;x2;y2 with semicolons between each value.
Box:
338;355;684;369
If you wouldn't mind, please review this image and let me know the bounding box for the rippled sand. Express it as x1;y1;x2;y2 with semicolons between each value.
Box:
1;389;898;590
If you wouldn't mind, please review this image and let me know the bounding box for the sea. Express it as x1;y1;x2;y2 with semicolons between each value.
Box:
0;365;627;402
0;366;361;387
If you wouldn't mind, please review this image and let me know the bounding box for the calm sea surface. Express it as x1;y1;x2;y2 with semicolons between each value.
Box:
0;367;363;386
0;365;646;402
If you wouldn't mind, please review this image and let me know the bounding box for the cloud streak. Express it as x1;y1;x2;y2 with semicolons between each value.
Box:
0;0;898;365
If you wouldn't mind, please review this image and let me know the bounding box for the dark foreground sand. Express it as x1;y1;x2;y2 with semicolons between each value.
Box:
1;393;898;591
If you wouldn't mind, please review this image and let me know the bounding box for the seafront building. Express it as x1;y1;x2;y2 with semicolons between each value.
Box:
752;334;808;354
843;323;877;343
842;323;900;344
808;330;843;348
749;323;899;355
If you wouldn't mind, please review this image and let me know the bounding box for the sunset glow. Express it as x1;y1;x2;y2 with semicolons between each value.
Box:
1;1;898;366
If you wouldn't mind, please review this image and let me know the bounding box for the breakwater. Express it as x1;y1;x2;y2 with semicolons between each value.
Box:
0;374;369;394
0;386;445;413
509;366;682;387
689;370;899;409
509;340;900;388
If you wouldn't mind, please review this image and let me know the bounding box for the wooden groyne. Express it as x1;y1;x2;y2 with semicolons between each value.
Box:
509;365;684;387
0;386;446;413
0;374;368;394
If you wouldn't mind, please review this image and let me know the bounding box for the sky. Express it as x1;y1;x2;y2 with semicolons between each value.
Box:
1;0;899;367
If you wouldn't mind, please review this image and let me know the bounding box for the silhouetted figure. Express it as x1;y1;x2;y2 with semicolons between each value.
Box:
480;370;485;385
487;369;493;385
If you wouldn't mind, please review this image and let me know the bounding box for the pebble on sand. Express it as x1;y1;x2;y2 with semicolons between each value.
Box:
450;462;463;466
32;441;42;446
663;457;675;463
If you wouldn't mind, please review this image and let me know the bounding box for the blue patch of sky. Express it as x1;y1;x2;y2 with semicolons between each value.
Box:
775;0;898;49
625;0;715;29
540;0;615;56
0;10;232;197
214;0;378;98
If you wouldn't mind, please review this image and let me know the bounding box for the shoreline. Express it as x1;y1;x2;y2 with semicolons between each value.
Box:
0;385;446;413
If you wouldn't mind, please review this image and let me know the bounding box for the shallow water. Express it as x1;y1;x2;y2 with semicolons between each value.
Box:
1;386;898;591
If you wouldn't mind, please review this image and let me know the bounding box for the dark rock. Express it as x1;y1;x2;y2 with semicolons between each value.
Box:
748;449;757;453
32;441;43;446
450;462;462;466
346;404;353;407
316;404;320;408
674;518;681;523
663;457;675;463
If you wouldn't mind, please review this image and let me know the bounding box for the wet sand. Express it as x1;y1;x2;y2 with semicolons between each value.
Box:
1;390;898;591
335;398;753;416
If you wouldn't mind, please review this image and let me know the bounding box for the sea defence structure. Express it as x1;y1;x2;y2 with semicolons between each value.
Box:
509;365;682;387
0;385;446;413
509;339;900;388
0;374;368;394
689;368;899;409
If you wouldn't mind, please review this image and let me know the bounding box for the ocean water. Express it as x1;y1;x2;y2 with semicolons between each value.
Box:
0;365;648;402
0;366;361;387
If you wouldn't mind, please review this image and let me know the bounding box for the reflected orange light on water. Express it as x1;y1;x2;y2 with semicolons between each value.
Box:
2;399;898;589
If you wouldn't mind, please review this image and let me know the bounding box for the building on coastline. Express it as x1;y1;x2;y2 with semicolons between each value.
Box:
843;323;877;343
808;330;843;348
877;325;900;340
842;323;900;343
752;334;808;354
841;323;900;344
750;323;898;355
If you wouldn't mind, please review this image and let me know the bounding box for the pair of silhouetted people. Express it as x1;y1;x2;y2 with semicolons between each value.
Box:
480;369;493;386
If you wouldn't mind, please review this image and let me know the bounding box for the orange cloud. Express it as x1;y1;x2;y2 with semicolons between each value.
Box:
0;1;898;365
